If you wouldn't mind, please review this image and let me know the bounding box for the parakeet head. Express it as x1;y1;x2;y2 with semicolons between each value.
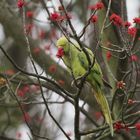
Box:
56;36;70;54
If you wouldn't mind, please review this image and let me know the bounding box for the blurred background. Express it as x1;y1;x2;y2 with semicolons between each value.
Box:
0;0;140;140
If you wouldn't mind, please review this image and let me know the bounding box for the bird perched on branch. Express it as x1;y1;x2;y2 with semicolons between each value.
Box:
56;36;113;136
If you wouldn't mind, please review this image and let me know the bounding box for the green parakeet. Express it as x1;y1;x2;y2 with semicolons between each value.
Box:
56;36;113;136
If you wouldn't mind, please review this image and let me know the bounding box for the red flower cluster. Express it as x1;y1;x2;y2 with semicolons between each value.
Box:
114;122;123;132
50;12;71;22
106;51;112;61
26;11;34;18
135;123;140;136
91;15;98;23
128;27;137;37
17;0;25;8
133;17;140;24
56;47;64;58
114;121;129;132
124;21;131;28
117;81;125;89
130;54;138;62
96;2;104;10
89;2;104;10
110;13;123;26
50;12;61;21
17;85;30;97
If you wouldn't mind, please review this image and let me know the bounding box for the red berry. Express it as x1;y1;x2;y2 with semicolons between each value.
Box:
26;11;33;18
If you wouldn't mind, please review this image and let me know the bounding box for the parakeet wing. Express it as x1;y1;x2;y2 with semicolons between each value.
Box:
77;49;103;86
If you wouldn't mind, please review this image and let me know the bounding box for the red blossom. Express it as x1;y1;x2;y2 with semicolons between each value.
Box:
56;47;64;58
17;90;25;97
114;121;123;132
130;54;138;62
110;13;123;26
133;17;140;24
89;2;104;10
17;85;30;97
91;15;98;23
50;12;61;21
124;21;131;28
106;51;112;61
49;65;57;73
22;85;30;93
114;121;129;132
135;123;140;129
26;11;33;18
128;27;137;37
117;81;125;89
17;0;25;8
135;123;140;136
96;2;104;10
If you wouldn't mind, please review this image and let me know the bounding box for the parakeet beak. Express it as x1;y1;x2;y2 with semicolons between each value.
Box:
56;47;64;58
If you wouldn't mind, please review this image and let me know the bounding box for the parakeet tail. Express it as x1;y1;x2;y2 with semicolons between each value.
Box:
93;89;114;136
